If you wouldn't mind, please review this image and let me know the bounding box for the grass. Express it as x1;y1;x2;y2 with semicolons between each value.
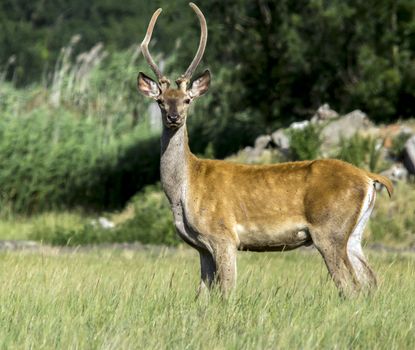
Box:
0;248;414;349
0;40;166;214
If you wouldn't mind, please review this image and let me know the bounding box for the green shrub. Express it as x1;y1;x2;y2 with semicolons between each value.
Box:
336;134;387;172
288;124;322;161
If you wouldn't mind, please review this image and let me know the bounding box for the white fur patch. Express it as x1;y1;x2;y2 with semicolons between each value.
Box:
347;184;376;285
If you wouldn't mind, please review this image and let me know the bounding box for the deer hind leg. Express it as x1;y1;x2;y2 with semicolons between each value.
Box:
311;184;377;297
346;184;377;291
312;237;359;298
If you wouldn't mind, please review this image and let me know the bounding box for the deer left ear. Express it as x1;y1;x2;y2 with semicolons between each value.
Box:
137;72;161;99
189;69;211;98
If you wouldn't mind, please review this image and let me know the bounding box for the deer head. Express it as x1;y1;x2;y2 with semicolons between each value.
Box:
137;3;210;129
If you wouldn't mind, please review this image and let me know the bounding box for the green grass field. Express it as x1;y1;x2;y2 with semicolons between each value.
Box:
0;248;414;349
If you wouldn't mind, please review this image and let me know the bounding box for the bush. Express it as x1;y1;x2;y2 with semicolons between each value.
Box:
288;124;322;161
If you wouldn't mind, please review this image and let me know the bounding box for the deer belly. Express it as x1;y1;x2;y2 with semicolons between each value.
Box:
235;222;311;252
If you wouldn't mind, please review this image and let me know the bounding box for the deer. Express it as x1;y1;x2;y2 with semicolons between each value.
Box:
137;3;393;298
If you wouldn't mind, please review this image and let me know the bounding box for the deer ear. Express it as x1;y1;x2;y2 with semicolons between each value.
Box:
189;69;211;98
137;72;161;98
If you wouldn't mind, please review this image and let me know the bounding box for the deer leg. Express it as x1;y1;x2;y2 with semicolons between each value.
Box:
196;249;216;298
211;241;237;297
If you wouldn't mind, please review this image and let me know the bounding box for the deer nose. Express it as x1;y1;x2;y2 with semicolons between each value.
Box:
167;114;180;122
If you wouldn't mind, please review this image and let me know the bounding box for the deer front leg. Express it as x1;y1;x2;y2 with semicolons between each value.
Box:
211;241;237;297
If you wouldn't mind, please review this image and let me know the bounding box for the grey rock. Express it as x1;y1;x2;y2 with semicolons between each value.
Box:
271;129;290;150
311;103;339;123
321;110;371;146
381;163;408;182
254;135;272;151
403;135;415;174
290;120;310;130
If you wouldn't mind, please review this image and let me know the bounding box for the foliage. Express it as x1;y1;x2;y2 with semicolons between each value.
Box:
336;134;386;172
29;184;179;246
288;124;322;161
219;0;415;124
0;249;414;348
2;0;415;147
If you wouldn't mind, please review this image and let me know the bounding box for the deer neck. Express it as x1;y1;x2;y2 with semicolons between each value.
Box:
160;124;192;204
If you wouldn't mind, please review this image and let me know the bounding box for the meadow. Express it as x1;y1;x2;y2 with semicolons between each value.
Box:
0;247;414;349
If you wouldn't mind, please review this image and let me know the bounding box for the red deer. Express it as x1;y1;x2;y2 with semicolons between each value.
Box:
137;3;393;298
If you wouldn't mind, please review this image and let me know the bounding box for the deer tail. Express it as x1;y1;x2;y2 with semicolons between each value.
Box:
367;172;393;197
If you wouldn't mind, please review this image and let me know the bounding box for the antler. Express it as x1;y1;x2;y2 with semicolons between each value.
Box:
176;2;208;88
141;8;169;86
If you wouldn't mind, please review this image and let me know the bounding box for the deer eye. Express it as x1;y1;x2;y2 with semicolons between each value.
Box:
184;98;191;104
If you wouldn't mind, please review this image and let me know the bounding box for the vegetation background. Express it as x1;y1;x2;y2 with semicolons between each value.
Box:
0;0;414;246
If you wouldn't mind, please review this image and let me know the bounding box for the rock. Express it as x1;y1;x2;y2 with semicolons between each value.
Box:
321;110;372;146
290;120;310;130
403;135;415;174
311;103;339;123
254;135;272;151
381;163;408;182
271;129;290;150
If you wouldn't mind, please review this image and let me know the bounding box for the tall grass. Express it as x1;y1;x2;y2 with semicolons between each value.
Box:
0;249;413;349
0;37;177;214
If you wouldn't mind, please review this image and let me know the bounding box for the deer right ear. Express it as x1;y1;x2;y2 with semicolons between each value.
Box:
137;72;161;99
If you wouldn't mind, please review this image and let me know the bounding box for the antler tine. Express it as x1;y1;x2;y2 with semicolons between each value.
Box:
141;8;166;83
177;3;208;86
